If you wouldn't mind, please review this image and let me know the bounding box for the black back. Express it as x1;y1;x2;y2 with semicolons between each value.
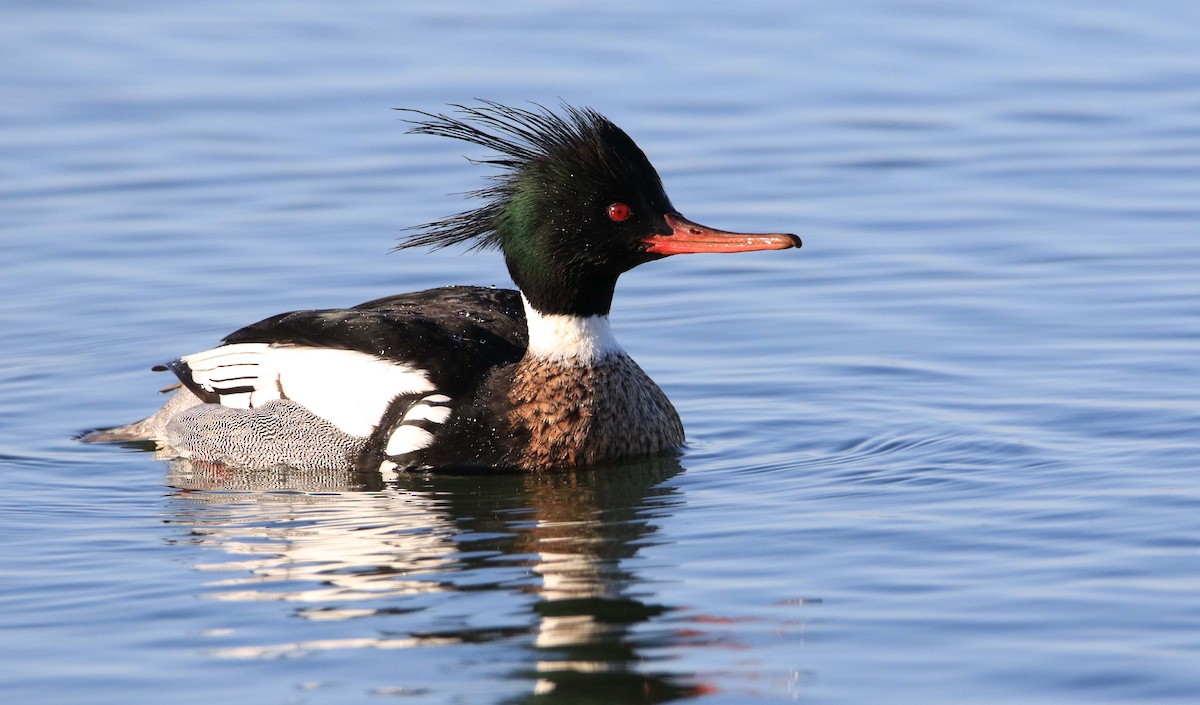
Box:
223;285;527;394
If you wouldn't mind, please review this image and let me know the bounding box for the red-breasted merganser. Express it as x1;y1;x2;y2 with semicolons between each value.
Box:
86;102;800;472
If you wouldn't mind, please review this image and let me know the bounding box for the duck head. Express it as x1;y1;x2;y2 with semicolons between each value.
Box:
399;102;800;317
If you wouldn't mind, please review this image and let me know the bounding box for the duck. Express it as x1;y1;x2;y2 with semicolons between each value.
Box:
85;102;800;472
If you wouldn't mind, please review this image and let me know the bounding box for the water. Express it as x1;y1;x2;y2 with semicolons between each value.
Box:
2;0;1199;702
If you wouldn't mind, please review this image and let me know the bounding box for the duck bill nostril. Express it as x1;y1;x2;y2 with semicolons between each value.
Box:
641;213;802;256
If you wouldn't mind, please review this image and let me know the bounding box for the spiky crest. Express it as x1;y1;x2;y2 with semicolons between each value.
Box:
394;101;643;252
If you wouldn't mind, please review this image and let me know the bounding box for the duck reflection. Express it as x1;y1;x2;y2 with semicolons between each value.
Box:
166;455;708;702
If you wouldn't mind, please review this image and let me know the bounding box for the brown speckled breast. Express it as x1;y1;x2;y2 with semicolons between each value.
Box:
506;354;684;470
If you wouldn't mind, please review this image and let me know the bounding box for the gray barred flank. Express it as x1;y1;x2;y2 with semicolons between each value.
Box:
165;399;367;471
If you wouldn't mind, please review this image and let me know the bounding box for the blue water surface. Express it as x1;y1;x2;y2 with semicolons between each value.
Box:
2;1;1199;703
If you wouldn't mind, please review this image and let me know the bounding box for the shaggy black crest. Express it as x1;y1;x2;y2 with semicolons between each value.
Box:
395;101;650;252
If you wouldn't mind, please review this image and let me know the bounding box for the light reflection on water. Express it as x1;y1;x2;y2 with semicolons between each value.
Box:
164;458;730;702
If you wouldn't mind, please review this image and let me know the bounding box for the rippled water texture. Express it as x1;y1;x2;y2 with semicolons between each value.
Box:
2;1;1199;703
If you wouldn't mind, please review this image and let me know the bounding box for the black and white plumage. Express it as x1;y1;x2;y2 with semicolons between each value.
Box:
146;286;528;471
84;102;800;472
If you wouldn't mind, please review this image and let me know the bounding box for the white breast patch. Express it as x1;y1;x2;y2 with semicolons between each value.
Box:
521;295;624;364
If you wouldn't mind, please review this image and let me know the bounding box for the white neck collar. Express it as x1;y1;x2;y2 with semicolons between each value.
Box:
522;294;624;364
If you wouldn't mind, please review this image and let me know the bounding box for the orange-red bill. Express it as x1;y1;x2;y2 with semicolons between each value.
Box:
643;213;801;255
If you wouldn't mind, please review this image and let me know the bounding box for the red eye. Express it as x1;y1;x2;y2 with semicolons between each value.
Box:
607;202;631;222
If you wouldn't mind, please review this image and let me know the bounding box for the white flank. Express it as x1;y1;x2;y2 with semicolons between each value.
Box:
181;344;434;437
521;294;624;364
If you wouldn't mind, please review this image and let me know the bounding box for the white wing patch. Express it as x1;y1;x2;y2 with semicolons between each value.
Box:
385;426;435;455
181;344;434;437
181;343;273;409
402;404;452;424
382;393;455;459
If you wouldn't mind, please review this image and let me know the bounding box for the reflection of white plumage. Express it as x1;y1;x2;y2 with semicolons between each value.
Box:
164;458;698;700
170;461;457;631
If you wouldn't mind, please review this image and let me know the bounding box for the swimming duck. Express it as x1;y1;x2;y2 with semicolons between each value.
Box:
87;102;800;472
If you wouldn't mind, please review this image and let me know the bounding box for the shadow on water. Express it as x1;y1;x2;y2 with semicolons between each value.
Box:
165;456;711;703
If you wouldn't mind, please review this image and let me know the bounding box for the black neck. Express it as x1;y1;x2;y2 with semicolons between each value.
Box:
507;257;618;317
